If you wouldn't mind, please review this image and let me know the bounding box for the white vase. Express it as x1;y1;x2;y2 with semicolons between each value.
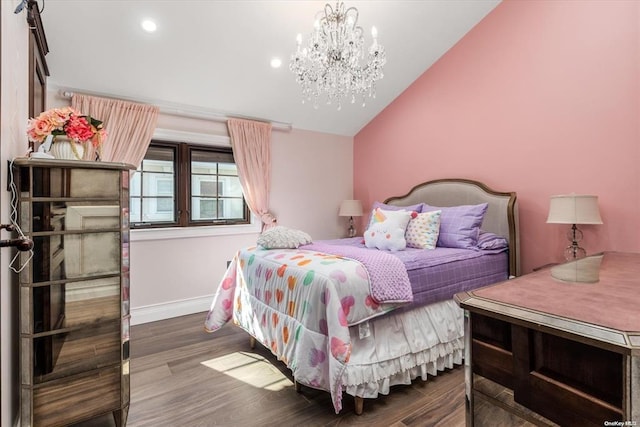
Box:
49;137;85;160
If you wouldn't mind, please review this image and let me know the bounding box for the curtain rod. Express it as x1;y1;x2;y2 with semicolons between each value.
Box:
56;87;292;132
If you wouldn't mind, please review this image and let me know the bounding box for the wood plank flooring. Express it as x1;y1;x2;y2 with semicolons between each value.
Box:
74;312;466;427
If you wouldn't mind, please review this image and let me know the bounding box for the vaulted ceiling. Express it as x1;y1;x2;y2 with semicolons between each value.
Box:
40;0;500;136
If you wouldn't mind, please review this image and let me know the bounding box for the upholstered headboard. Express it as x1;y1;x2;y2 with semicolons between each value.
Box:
384;178;520;277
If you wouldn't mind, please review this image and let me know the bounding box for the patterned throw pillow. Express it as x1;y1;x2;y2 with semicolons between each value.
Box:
364;208;416;251
405;210;442;249
257;226;312;249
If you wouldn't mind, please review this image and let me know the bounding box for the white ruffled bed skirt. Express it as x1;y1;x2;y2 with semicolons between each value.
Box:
343;299;464;398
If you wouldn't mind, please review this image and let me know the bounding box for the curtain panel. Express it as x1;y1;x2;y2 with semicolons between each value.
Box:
71;94;159;167
227;118;276;231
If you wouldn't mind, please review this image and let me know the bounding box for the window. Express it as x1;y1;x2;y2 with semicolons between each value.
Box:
130;141;249;228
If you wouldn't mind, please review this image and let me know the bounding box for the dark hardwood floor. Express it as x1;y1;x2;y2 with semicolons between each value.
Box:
76;312;465;427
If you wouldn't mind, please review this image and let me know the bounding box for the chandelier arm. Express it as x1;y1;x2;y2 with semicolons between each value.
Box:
324;3;335;19
344;6;359;28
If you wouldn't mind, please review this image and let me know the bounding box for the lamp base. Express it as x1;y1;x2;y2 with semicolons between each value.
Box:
347;216;356;238
564;244;586;261
564;224;586;260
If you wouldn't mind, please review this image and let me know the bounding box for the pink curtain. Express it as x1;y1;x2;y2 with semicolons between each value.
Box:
227;118;277;230
71;94;159;167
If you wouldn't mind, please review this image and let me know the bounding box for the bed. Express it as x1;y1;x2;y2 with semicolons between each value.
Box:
204;178;520;414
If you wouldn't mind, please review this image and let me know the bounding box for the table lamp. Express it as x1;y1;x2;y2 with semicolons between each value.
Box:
339;200;363;238
546;194;603;260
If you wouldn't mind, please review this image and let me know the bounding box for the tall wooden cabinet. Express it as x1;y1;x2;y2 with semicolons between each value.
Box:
13;158;134;427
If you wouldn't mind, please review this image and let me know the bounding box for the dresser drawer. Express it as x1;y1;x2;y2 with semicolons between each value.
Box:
513;330;624;427
471;313;514;389
31;321;121;383
32;365;121;427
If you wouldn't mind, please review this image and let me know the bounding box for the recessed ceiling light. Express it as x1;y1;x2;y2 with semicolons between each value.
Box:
141;19;157;33
270;58;282;69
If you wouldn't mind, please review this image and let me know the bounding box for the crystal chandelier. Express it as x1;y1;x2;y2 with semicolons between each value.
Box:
290;2;386;109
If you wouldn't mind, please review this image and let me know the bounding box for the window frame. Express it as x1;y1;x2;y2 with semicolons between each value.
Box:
130;140;250;229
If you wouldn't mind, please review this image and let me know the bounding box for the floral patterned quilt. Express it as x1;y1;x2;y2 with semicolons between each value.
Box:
204;246;404;413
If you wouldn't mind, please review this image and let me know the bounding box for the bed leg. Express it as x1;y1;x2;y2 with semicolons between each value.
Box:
354;397;364;415
249;336;256;349
294;380;301;393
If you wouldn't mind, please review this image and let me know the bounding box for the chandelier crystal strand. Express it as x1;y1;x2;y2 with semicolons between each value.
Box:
290;2;386;109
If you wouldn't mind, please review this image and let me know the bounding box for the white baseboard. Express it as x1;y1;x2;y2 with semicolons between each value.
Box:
130;295;213;325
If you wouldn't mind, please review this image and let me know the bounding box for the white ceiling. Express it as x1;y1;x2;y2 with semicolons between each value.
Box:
40;0;500;137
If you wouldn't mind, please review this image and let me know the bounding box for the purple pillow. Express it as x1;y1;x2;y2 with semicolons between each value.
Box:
423;203;488;249
477;230;508;250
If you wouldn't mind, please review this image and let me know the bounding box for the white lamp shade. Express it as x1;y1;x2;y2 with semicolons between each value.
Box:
339;200;363;217
546;194;603;225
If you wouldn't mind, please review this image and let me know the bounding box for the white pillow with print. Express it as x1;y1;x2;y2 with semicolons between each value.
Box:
364;208;415;251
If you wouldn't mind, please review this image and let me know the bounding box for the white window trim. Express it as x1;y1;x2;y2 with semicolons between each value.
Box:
130;128;259;242
130;214;261;241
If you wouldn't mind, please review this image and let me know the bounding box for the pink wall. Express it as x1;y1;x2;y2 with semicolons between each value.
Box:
354;0;639;273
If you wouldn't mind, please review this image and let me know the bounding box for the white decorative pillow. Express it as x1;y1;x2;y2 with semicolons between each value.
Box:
364;208;415;251
406;210;442;249
257;226;312;249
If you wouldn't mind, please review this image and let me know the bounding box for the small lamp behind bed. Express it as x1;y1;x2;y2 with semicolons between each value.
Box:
339;200;363;238
546;194;603;260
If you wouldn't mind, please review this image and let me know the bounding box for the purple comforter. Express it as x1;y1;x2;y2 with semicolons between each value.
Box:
306;237;509;308
301;241;413;303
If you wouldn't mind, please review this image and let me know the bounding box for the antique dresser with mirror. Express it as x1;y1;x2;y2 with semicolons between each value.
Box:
13;158;133;427
456;252;639;426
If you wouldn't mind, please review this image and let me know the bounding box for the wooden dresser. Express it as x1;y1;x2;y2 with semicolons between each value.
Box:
455;252;639;427
14;158;133;427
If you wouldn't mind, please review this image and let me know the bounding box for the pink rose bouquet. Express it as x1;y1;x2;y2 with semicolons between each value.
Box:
27;107;107;148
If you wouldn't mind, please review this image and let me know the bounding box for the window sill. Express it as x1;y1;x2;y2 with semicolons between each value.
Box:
130;218;261;242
